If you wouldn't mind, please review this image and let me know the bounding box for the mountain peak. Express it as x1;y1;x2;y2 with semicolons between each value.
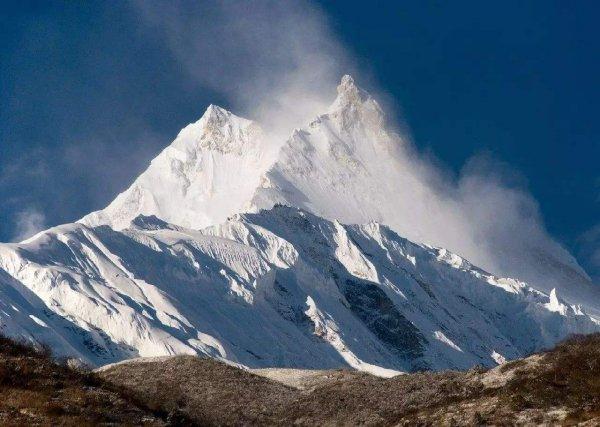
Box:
337;74;359;95
200;104;232;126
326;75;383;131
171;104;261;155
333;74;368;108
80;104;270;231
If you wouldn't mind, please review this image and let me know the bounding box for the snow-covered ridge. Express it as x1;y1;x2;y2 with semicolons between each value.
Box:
81;76;600;316
0;206;597;373
79;75;596;313
80;104;275;231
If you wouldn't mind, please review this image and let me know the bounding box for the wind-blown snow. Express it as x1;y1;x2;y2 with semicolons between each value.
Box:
248;76;597;312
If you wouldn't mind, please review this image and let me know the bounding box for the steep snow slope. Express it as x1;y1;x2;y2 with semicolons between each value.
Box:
250;75;473;250
249;76;597;310
0;269;100;361
80;76;598;312
1;207;596;373
81;105;275;230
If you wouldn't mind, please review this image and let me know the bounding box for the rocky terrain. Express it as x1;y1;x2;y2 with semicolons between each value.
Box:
99;333;600;425
0;335;166;425
1;332;599;425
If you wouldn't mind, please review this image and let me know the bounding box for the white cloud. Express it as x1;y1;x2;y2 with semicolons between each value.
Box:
12;208;46;242
131;0;356;140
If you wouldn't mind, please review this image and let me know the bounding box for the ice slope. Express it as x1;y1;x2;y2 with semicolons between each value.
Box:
0;269;104;362
81;105;276;230
80;76;598;313
0;207;596;373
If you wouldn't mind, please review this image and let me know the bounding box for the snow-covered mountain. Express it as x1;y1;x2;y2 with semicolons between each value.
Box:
1;75;598;374
81;75;598;313
81;104;276;230
1;206;597;373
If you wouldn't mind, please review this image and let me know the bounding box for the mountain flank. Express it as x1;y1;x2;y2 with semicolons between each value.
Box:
2;206;595;373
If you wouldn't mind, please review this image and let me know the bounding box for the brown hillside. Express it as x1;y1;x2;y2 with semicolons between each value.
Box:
0;335;167;425
2;333;599;425
99;334;600;426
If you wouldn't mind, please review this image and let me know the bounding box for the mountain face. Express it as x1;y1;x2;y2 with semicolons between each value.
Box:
249;76;596;311
81;105;275;231
1;76;598;374
0;206;597;374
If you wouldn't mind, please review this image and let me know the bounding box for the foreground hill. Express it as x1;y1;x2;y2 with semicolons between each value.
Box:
0;335;165;425
1;333;599;425
97;333;600;425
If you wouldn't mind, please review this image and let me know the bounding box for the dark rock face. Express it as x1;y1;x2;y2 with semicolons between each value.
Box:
341;277;426;366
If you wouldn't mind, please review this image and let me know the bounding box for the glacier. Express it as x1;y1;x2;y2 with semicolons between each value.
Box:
1;75;599;374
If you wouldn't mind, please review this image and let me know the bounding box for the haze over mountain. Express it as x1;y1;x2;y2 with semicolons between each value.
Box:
0;77;598;375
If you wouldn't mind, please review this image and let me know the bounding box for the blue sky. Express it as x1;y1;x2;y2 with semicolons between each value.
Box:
1;1;598;279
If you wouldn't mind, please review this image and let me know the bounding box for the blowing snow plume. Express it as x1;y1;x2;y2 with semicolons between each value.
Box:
127;0;597;310
133;0;352;141
12;208;46;242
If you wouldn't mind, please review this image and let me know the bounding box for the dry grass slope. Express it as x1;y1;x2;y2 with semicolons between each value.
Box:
500;333;600;424
99;356;298;425
1;333;599;425
0;335;169;425
99;334;600;426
